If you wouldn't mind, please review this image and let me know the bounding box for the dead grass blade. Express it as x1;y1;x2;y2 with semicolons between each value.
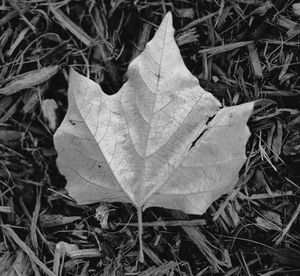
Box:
178;12;218;32
198;41;253;56
30;187;42;254
118;219;206;227
0;97;23;123
275;203;300;246
0;66;59;96
49;5;93;47
247;42;263;78
0;9;19;27
0;206;12;213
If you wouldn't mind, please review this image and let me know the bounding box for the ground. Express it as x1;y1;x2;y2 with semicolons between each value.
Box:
0;1;300;275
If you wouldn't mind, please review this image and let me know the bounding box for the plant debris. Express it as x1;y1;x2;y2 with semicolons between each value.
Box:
0;1;299;275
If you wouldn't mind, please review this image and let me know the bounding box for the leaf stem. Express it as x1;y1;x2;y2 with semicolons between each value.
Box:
137;206;144;263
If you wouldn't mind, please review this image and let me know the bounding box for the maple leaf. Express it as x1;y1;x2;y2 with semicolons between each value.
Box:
54;12;255;261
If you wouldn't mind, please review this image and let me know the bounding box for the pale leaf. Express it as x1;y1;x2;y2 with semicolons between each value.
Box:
54;12;255;261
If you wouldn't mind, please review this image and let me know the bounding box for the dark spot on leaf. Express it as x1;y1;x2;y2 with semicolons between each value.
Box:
69;119;76;125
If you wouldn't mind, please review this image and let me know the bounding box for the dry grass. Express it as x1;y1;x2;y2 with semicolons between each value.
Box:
1;0;300;275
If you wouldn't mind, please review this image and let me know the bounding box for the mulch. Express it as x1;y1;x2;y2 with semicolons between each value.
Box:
0;1;300;275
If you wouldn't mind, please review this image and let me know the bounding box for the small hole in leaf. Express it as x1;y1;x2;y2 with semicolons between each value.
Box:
69;119;76;126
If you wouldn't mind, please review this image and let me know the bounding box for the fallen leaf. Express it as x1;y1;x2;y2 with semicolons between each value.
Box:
54;12;254;261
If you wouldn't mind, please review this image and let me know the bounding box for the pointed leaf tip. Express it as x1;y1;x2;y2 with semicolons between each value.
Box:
152;12;174;42
162;11;173;28
165;11;173;21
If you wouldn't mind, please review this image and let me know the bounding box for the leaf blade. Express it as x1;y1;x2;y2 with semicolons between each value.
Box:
54;70;129;205
54;12;254;218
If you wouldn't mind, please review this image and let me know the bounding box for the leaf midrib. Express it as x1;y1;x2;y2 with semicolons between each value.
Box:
138;15;170;207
